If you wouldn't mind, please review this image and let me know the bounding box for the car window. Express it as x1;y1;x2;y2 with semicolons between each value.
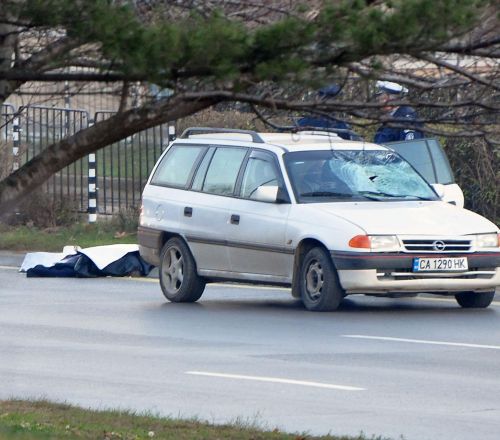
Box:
202;147;247;195
285;150;438;203
191;147;215;191
240;151;280;199
426;139;455;184
150;145;205;187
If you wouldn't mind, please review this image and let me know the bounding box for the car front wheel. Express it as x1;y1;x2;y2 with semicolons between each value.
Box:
159;237;205;302
299;246;344;312
455;291;495;309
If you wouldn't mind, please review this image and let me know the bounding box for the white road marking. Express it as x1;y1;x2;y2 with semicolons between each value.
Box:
185;371;365;391
343;335;500;350
0;265;19;271
126;277;157;283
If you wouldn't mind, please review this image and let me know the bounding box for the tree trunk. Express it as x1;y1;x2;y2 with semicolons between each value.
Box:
0;6;20;106
0;94;220;214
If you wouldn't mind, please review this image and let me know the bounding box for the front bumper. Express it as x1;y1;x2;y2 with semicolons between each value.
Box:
332;251;500;294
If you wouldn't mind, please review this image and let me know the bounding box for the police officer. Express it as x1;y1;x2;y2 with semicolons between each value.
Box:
373;81;423;143
297;84;357;140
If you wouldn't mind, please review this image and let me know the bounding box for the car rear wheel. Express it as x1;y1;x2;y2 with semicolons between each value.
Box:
159;237;205;302
299;246;344;311
455;291;495;308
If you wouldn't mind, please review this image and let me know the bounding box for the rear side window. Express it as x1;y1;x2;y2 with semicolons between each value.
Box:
202;147;247;195
151;145;205;187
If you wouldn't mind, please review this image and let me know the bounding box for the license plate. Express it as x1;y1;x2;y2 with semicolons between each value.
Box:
413;257;468;272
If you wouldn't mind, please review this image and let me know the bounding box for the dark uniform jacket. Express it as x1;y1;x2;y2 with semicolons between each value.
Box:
374;106;423;144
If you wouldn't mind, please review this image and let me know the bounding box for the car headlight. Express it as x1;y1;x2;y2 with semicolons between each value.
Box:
474;233;500;249
349;235;401;251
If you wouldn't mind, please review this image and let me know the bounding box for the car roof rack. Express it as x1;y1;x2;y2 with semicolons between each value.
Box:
291;125;357;137
180;127;265;144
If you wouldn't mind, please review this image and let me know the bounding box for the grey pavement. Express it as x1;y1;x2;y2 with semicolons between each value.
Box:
0;250;25;268
1;264;500;440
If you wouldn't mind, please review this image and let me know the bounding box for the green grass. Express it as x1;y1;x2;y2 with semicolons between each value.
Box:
0;223;137;252
0;400;388;440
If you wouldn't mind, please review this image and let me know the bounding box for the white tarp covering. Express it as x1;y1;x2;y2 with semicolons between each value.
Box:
20;246;80;272
19;244;152;277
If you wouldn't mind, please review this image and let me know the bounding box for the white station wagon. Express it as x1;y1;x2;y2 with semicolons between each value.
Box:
138;128;500;311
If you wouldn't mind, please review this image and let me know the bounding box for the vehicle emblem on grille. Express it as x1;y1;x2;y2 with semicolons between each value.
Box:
432;240;446;251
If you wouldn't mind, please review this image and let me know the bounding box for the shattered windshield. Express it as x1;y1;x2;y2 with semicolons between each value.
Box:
284;149;438;203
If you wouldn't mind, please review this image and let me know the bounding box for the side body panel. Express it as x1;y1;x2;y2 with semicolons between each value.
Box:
225;198;293;278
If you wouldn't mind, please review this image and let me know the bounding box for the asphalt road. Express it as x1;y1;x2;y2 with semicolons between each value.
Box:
1;261;500;440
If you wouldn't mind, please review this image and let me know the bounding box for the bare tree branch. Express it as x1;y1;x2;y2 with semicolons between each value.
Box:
417;53;500;91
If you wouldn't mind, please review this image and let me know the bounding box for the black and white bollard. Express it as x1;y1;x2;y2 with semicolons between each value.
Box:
88;153;97;223
88;118;97;223
168;124;176;145
12;116;20;171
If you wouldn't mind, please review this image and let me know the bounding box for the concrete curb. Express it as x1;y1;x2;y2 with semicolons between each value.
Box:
0;251;25;268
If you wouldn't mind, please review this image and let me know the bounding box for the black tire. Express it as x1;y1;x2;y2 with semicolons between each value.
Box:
455;291;495;309
159;237;205;302
299;246;344;311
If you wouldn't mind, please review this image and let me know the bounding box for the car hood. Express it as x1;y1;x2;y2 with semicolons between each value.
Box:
311;201;498;236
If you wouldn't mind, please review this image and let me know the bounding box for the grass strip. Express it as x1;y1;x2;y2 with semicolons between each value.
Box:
0;223;137;252
0;400;389;440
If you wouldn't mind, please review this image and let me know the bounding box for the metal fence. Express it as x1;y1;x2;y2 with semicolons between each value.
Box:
1;104;15;142
23;106;90;211
1;104;16;180
1;103;174;216
93;111;171;214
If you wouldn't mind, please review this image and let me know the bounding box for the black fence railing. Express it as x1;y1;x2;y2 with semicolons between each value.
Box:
23;106;90;211
1;103;15;142
94;111;170;214
1;104;16;180
1;103;174;216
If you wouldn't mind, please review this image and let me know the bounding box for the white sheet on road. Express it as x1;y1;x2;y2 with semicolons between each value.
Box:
19;246;80;272
78;244;140;270
19;244;139;272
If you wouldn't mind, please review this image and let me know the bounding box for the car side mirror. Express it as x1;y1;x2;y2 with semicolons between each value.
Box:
432;183;446;199
253;185;279;203
431;183;465;208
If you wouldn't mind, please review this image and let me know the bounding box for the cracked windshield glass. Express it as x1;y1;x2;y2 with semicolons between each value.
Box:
285;150;438;203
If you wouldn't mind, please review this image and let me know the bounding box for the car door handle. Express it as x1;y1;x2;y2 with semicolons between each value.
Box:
184;207;193;217
230;214;240;225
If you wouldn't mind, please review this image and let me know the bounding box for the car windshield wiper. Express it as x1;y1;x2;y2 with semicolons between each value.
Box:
358;190;433;200
300;191;354;198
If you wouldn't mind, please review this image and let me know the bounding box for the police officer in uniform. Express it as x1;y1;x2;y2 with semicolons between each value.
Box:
373;81;423;143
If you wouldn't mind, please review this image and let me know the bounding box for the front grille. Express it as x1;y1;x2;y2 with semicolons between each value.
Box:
376;268;495;280
402;239;471;253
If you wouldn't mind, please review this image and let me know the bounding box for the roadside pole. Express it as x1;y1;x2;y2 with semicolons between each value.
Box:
168;124;176;145
12;116;20;171
88;119;97;223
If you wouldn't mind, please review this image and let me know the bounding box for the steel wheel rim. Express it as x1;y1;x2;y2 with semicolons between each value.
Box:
162;246;184;293
305;259;324;301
